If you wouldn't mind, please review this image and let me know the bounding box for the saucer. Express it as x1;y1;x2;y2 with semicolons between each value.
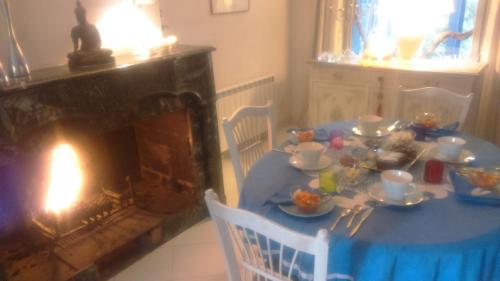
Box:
289;154;332;171
367;182;424;207
352;126;391;138
278;198;335;218
429;147;476;164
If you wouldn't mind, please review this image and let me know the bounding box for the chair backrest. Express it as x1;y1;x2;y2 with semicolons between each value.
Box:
397;87;473;130
223;101;276;193
205;189;329;281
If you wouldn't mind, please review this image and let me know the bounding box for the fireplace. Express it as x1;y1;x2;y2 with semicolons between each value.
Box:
0;45;223;281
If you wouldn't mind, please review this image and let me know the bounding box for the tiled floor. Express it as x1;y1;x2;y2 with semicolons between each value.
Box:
112;127;291;281
112;219;227;281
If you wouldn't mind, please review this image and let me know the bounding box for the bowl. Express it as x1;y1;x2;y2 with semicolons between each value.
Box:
287;128;315;144
460;167;500;189
414;112;441;129
292;189;321;213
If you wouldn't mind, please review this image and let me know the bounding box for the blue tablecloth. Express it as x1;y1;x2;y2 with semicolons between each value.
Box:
239;121;500;281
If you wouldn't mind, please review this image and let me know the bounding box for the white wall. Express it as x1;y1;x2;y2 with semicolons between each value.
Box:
0;0;162;69
160;0;289;123
288;0;317;126
0;0;290;124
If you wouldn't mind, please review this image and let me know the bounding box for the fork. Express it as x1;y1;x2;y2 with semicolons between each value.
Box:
330;208;352;231
346;205;363;228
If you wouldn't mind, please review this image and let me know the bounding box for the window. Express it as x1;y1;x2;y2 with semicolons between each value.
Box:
316;0;484;63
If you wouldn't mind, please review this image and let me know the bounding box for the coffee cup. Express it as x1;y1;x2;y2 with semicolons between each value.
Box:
381;170;414;201
296;142;324;168
358;115;383;135
438;137;465;160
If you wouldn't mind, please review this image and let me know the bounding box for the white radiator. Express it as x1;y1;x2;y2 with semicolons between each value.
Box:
216;75;275;152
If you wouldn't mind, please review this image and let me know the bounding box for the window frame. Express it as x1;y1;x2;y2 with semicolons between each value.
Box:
314;0;489;62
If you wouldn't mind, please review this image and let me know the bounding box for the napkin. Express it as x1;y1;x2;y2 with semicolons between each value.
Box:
314;128;329;142
267;185;295;204
411;122;459;140
427;122;460;138
286;128;330;143
450;171;500;206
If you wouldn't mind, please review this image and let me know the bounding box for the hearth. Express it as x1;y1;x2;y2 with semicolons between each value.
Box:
0;45;223;281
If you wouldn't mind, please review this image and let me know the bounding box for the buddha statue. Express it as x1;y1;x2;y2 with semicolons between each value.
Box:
67;0;114;70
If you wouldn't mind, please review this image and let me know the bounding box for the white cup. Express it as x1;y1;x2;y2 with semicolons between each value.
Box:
358;115;383;135
438;137;466;160
296;142;324;168
381;170;414;201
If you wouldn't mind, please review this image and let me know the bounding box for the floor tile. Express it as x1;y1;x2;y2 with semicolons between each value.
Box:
173;272;228;281
113;243;174;281
167;218;218;246
222;157;239;208
171;242;226;280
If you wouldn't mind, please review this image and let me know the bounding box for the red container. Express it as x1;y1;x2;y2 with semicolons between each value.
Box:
424;159;444;184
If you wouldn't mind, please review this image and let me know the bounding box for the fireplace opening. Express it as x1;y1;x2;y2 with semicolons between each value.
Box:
0;107;203;281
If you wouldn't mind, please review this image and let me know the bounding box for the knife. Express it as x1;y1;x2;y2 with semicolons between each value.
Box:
403;148;427;171
349;208;373;237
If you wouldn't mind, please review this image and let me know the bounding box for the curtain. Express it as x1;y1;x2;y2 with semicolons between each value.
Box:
475;0;500;145
314;0;354;56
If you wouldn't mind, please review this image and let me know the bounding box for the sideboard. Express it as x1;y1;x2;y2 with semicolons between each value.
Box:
308;61;485;132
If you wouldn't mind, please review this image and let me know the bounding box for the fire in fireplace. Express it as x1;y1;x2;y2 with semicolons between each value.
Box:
0;45;223;281
32;143;133;241
45;144;84;215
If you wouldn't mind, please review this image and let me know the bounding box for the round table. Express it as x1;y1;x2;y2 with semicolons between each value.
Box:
239;121;500;281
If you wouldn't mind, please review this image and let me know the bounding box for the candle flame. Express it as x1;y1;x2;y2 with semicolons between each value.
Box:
45;144;83;214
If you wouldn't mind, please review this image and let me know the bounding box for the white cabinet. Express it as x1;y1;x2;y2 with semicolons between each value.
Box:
308;62;484;129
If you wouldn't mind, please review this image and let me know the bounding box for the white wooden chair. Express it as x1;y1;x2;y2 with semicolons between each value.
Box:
397;87;473;130
205;189;329;281
223;101;276;193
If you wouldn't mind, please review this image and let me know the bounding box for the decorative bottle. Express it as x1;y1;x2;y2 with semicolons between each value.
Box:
0;0;30;78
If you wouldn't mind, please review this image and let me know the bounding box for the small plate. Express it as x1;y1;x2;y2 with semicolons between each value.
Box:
278;198;335;218
429;147;476;164
352;126;391;138
367;182;424;207
289;154;332;171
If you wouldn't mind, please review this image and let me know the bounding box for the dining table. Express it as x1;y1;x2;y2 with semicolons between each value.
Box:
238;120;500;281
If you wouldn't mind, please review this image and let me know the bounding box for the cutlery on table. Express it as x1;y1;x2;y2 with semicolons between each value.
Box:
387;120;401;132
330;208;352;231
349;208;374;237
272;148;292;154
346;205;363;228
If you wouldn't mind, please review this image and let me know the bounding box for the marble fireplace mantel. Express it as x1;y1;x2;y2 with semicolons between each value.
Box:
0;45;224;281
0;45;217;144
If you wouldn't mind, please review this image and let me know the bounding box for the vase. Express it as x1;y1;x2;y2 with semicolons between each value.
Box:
0;0;30;78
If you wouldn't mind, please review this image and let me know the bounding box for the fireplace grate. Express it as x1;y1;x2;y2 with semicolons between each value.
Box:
31;178;136;241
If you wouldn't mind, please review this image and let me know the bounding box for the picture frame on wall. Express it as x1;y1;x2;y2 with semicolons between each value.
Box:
211;0;249;14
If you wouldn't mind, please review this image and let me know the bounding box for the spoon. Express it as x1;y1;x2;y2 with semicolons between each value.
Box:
330;208;352;231
346;205;363;228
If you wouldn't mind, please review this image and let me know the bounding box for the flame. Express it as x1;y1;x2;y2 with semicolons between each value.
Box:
163;35;178;46
96;3;163;55
45;144;83;214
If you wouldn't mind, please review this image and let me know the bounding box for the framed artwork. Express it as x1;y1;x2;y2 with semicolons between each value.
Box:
211;0;249;14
